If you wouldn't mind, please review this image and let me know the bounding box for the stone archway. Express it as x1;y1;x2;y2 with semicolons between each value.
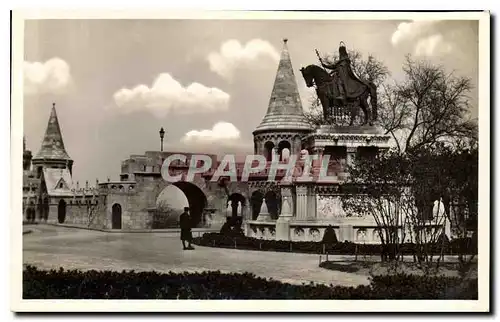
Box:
264;141;275;162
57;199;67;224
250;190;280;220
250;190;264;220
171;181;208;228
264;190;280;220
111;203;122;229
227;193;246;218
277;140;291;161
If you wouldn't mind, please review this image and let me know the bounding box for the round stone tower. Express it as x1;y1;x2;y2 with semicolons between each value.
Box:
253;39;312;161
31;103;74;178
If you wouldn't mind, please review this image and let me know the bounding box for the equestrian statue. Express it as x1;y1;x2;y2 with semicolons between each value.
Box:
300;42;378;126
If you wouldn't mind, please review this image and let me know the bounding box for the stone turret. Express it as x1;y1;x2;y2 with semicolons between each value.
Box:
253;39;312;161
23;136;33;171
31;103;74;177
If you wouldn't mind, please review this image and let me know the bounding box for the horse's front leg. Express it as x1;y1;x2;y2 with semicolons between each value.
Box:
320;94;332;122
349;106;354;126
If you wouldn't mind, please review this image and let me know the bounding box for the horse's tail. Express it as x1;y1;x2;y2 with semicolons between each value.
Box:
368;81;378;120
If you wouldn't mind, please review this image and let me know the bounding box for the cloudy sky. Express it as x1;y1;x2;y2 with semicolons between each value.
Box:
23;19;479;185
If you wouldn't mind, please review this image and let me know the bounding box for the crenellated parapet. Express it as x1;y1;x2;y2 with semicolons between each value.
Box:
98;181;137;195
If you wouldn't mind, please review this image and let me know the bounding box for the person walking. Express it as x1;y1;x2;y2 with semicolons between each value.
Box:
179;207;194;250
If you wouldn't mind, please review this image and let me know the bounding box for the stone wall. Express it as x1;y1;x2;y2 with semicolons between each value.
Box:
43;195;99;226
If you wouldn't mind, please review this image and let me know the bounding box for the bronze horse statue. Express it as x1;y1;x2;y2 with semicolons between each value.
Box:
300;64;378;126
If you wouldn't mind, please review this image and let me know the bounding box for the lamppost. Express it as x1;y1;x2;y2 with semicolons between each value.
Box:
159;127;165;152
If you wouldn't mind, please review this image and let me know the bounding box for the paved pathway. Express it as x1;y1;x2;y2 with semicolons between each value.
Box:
23;225;370;286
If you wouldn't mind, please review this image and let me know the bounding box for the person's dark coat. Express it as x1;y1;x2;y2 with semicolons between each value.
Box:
179;212;192;241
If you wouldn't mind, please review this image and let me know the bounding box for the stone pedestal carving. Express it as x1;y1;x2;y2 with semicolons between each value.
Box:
346;147;357;167
339;224;354;242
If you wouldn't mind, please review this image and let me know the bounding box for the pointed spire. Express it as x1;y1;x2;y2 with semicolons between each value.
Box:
254;39;311;134
34;103;71;160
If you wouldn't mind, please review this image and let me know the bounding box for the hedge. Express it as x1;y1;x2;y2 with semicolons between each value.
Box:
192;233;477;255
23;266;477;299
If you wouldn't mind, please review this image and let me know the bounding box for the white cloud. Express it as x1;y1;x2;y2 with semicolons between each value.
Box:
113;73;230;117
207;39;280;80
391;20;437;46
24;58;71;95
181;122;241;144
414;34;453;57
391;20;455;57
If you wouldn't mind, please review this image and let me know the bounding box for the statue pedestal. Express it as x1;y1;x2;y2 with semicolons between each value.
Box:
256;212;272;222
276;215;292;241
316;124;385;135
305;124;391;150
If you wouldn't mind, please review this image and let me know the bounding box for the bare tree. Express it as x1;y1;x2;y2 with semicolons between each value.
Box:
341;150;410;262
378;55;478;153
87;201;99;227
436;145;478;275
153;199;178;229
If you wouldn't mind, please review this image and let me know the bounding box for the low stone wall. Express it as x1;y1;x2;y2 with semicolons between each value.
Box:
246;220;400;244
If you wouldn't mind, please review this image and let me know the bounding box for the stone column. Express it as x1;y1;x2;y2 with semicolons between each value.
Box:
271;147;279;162
276;185;293;241
241;201;252;236
306;186;317;220
294;136;302;156
236;201;242;217
312;147;325;178
226;202;232;218
295;185;308;220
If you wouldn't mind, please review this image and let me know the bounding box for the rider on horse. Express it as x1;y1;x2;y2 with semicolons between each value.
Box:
318;42;350;106
302;42;378;126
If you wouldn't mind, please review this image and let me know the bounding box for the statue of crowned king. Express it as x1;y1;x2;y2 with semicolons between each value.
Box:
300;42;378;126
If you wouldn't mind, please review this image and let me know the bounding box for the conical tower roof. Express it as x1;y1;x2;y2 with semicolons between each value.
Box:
254;39;312;134
34;103;71;160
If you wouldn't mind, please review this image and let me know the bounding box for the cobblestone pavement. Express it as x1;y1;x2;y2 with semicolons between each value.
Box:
23;225;370;286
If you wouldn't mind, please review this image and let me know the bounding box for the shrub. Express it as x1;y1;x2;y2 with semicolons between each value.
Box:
23;266;477;299
193;233;477;256
220;216;244;237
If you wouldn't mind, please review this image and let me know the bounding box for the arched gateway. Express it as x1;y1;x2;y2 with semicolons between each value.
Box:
111;203;122;229
155;181;208;228
57;199;67;223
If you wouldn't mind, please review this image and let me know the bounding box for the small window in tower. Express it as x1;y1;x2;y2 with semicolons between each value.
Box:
58;182;64;189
